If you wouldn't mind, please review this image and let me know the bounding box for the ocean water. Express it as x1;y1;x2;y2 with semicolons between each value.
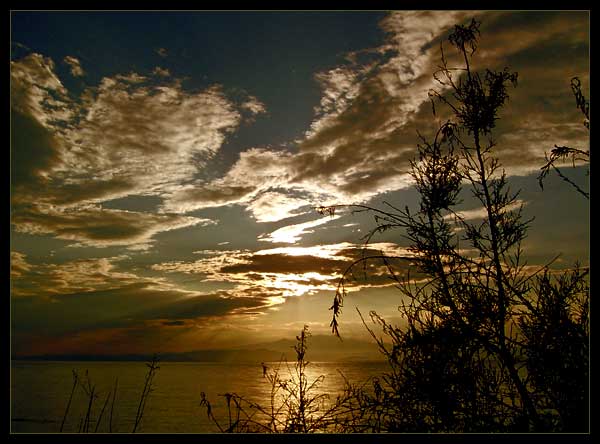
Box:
10;360;388;434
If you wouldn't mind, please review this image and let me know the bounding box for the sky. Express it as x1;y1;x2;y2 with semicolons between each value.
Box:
10;10;589;358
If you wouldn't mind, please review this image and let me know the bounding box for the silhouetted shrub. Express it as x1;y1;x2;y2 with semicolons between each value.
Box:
323;18;589;433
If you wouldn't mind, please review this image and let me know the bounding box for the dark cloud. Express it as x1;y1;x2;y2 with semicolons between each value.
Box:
221;253;348;275
135;291;271;321
162;320;186;326
11;286;275;356
152;242;420;305
10;254;277;356
11;204;208;249
12;283;268;334
10;111;62;188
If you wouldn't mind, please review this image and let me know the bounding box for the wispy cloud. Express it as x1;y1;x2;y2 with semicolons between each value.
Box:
153;241;416;300
240;95;267;115
63;55;85;77
11;253;148;298
11;239;416;356
258;215;341;244
152;66;171;77
445;200;528;222
161;148;294;213
157;12;588;226
247;191;311;223
155;12;468;220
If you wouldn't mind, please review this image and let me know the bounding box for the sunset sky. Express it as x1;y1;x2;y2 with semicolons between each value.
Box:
10;11;589;358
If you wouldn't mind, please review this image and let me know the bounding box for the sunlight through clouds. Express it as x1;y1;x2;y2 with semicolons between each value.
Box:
258;215;341;244
10;11;589;358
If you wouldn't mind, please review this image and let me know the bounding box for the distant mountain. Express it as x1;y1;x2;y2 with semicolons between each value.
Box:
13;335;386;363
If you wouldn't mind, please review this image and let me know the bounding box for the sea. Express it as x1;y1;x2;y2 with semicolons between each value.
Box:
10;359;389;434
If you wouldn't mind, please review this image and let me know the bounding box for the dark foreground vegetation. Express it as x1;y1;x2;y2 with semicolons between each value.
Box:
317;19;589;433
54;19;588;434
57;355;160;433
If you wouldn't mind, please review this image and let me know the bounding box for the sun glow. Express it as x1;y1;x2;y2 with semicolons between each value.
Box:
251;272;338;297
258;216;340;244
255;242;355;260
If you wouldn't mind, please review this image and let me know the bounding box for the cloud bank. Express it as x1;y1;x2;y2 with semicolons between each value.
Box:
157;11;589;225
11;52;265;248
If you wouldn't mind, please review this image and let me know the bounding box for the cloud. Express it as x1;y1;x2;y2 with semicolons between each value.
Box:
311;65;365;129
11;53;263;248
158;12;465;220
157;12;588;226
11;240;417;356
154;248;341;299
446;200;528;222
219;253;346;276
10;110;64;192
163;183;257;213
137;290;274;320
10;250;281;353
10;252;268;312
11;53;71;125
284;11;472;195
11;254;145;298
161;148;295;213
246;191;311;223
153;249;254;279
254;242;358;260
152;66;171;77
240;95;267;116
162;320;186;326
329;242;415;261
258;215;340;244
11;284;275;356
58;81;243;198
12;13;589;240
63;55;85;77
10;251;31;279
153;242;416;299
434;12;590;174
9;12;590;357
11;204;211;249
12;299;275;356
10;253;280;355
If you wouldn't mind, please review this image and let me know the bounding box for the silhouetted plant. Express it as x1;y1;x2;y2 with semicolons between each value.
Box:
519;266;589;431
132;354;160;433
58;358;157;433
59;369;79;432
321;18;589;433
80;370;98;433
108;377;118;433
538;77;589;199
198;325;378;433
94;382;113;433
